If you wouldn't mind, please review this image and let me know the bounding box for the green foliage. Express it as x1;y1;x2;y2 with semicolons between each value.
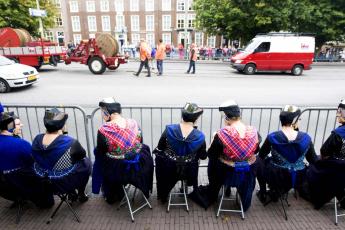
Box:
193;0;345;47
0;0;57;37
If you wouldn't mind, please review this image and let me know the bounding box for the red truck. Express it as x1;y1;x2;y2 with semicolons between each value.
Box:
0;27;66;69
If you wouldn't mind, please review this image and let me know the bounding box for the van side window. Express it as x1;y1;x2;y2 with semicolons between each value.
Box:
256;42;271;52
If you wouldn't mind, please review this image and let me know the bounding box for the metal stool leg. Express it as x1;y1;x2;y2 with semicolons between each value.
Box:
47;194;81;224
15;200;23;224
216;186;225;217
122;185;135;222
217;186;245;219
65;199;81;223
167;180;189;212
335;197;338;225
237;191;245;220
183;181;189;212
279;195;288;221
120;185;152;222
47;198;64;224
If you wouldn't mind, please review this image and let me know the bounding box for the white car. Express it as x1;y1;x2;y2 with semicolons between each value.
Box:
0;55;39;93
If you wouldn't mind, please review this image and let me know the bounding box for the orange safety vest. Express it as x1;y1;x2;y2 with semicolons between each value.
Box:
190;47;197;61
140;42;150;61
156;43;166;60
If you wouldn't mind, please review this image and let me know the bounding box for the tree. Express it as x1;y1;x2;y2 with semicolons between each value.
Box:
193;0;345;47
0;0;57;37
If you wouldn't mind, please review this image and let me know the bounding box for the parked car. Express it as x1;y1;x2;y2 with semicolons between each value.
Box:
0;55;39;93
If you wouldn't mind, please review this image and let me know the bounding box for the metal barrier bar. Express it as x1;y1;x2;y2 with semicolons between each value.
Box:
4;105;91;159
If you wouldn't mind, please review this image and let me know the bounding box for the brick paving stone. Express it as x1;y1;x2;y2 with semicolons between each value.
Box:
1;168;345;229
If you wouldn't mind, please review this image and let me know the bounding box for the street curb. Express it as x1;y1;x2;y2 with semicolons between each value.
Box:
128;58;345;66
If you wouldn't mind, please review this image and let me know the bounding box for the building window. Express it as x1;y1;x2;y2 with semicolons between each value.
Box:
131;15;140;31
89;34;96;39
88;16;97;32
44;31;54;41
86;1;95;12
145;0;154;11
188;14;195;28
207;36;216;48
162;15;171;31
146;15;154;32
177;14;185;29
100;0;109;12
114;0;124;12
188;0;193;10
53;0;61;8
195;32;203;46
102;16;111;31
177;0;185;11
162;0;171;11
116;15;125;27
132;33;140;45
146;33;155;47
73;34;82;44
130;0;139;11
55;13;63;27
71;16;80;32
162;33;171;44
69;1;79;12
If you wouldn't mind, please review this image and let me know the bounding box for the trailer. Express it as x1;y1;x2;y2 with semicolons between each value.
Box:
64;38;128;74
0;27;66;69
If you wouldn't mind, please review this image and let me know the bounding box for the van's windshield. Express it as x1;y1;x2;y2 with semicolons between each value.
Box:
243;39;260;53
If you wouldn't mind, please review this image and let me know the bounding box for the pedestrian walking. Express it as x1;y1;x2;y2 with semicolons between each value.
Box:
133;40;151;77
186;43;197;74
156;39;166;76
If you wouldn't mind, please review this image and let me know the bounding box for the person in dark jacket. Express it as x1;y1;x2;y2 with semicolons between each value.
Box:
206;100;261;211
256;105;317;204
92;97;154;204
0;108;49;208
307;99;345;209
31;108;91;206
154;103;207;204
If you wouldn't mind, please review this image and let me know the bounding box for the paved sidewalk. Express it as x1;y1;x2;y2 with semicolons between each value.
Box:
0;169;344;230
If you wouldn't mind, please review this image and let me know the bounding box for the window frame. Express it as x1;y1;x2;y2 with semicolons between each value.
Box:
88;16;97;32
101;15;111;32
131;15;140;32
86;1;96;12
69;1;79;12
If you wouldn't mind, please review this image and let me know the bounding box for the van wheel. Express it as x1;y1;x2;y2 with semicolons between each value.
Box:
88;56;106;74
0;79;10;93
291;65;303;76
244;64;256;75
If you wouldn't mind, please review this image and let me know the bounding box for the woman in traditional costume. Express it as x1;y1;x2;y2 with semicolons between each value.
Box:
154;103;207;203
307;100;345;209
207;100;260;211
256;105;317;203
32;108;91;205
92;98;154;204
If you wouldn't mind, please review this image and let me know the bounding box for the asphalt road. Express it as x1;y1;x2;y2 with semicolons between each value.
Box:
1;61;344;108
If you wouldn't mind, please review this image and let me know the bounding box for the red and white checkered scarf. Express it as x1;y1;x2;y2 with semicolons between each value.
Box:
99;119;142;154
217;125;258;161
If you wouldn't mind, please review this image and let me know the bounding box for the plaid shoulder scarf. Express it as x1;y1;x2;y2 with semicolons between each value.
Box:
217;125;258;161
99;119;142;157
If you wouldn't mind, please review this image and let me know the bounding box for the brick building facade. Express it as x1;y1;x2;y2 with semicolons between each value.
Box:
47;0;222;48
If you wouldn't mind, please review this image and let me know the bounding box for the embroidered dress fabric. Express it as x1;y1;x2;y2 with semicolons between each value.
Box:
217;126;258;161
268;131;311;171
99;119;142;158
